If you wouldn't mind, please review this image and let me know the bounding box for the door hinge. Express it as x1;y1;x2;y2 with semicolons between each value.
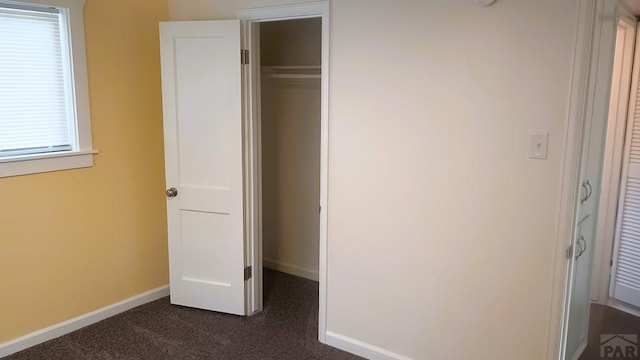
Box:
244;266;252;281
241;49;249;65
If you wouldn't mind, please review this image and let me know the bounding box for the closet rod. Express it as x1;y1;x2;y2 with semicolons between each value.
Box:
261;65;320;80
263;74;321;79
262;65;321;70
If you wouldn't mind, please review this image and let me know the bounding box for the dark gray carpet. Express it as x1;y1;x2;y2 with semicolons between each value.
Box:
5;269;363;360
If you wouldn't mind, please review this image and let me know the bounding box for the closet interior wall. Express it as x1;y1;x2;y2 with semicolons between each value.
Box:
260;19;322;281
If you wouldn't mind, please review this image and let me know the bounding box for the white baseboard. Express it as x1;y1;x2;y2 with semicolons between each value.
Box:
263;257;318;281
325;331;412;360
606;297;640;318
0;285;169;358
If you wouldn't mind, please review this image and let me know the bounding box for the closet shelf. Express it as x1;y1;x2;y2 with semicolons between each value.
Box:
262;66;321;80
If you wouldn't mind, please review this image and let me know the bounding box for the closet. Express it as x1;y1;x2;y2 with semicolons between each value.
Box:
259;18;322;282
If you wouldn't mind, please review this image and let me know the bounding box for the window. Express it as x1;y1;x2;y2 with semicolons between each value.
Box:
0;0;94;178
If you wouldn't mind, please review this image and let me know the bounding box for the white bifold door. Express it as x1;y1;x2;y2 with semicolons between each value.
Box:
159;20;247;315
611;25;640;309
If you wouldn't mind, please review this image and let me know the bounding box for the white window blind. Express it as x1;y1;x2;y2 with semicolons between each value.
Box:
0;3;74;158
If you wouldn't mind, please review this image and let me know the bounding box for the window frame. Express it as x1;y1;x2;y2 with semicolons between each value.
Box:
0;0;95;178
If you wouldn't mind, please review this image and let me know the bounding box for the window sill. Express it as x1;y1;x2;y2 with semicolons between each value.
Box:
0;150;99;178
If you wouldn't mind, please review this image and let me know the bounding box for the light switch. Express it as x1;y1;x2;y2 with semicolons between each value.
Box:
529;131;549;160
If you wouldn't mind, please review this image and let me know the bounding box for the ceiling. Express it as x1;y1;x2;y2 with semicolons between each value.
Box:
620;0;640;15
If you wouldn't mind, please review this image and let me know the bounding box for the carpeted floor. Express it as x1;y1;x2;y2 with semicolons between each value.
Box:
5;269;363;360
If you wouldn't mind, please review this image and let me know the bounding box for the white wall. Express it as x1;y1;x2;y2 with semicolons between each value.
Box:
169;1;579;359
261;78;321;280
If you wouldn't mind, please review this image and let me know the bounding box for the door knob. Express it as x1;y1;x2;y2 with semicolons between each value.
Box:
166;187;178;198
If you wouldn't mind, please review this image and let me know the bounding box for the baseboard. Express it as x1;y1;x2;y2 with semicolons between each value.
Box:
606;298;640;318
263;257;318;281
0;285;169;358
325;331;412;360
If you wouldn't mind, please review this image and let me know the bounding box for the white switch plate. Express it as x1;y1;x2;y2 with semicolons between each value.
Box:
529;131;549;160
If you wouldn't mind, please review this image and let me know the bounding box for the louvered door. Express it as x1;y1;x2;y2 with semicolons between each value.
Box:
610;28;640;307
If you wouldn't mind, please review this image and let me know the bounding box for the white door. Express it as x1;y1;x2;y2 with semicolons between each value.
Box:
563;2;619;358
565;215;596;360
610;25;640;309
160;20;246;315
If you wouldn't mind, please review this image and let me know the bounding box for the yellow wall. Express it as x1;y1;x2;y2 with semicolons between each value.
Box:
0;0;169;342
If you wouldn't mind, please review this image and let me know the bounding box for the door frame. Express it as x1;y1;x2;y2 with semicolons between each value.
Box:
591;13;636;305
550;1;636;359
238;1;330;343
548;1;599;357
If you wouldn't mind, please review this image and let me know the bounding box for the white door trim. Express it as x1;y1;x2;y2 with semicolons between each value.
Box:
240;18;261;316
548;1;599;359
238;1;330;344
591;14;637;305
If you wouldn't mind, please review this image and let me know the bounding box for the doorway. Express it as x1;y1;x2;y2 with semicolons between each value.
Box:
239;2;330;342
556;1;640;359
259;16;322;311
158;0;330;343
259;18;321;283
562;2;640;359
577;12;640;360
590;14;639;313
